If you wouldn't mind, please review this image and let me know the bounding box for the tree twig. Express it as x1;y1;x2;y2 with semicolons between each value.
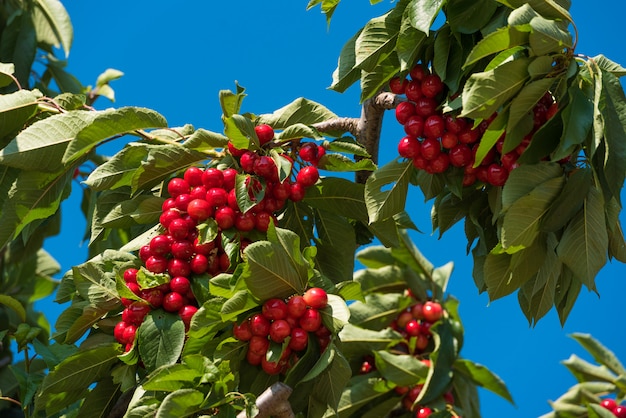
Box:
237;382;294;418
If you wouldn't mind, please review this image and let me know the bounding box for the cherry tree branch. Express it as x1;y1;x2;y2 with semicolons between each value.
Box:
236;382;294;418
314;91;402;183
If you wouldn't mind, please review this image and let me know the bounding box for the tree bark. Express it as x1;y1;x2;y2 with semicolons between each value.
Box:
236;382;294;418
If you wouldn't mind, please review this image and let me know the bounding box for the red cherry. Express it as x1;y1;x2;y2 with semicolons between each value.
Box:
145;255;168;274
405;320;420;337
419;137;441;161
299;142;320;163
405;80;423;102
261;356;283;375
167;258;191;277
414;97;438;117
234;211;256;232
183;166;204;187
449;144;472;167
412;155;428;170
233;320;253;341
114;321;127;343
254;211;274;232
170;240;194;260
186;199;213;222
396;311;413;328
206;187;228;208
410;64;428;81
190;253;209;274
248;335;270;356
403;115;424;138
416;334;429;350
239;151;258;173
215;206;236;230
303;287;328;309
249;313;271;337
227;141;246;157
287;295;307;318
159;209;180;229
140;288;164;308
395;101;416;125
289;182;306;202
289;327;309;351
416;407;432;418
296;166;319;188
411;303;424;319
269;319;292;343
123;268;138;284
123;301;151;326
615;406;626;418
163;292;185;313
398;136;421;159
428;153;450;174
458;127;480;144
122;325;137;345
262;298;289;321
169;276;191;294
253;155;277;180
201;168;224;189
179;305;197;329
389;76;409;94
422;301;444;322
222;168;237;191
486;163;509;187
440;132;458;149
254;124;274;145
168;218;190;240
299;308;322;332
421;74;444;98
423;115;445;139
162;197;176;212
600;399;617;411
167;177;190;198
444;115;466;134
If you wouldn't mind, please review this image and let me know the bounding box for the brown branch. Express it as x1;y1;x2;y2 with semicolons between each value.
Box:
107;389;133;418
237;382;294;418
314;91;403;184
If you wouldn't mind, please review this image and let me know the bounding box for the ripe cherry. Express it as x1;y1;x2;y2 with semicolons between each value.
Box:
615;406;626;418
389;76;408;94
269;319;292;343
183;166;204;187
423;115;445;139
145;255;168;274
190;253;209;274
405;320;420;337
486;163;509;187
422;301;444;322
299;308;322;332
179;305;197;330
441;132;458;149
296;166;319;188
186;198;213;222
167;177;190;198
167;258;191;278
600;399;617;412
254;124;274;145
288;331;309;356
449;144;472;167
168;218;190;240
404;115;425;138
235;211;256;232
414;97;437;117
410;64;427;81
215;206;236;230
421;74;444;98
250;313;271;337
416;407;433;418
123;301;151;326
233;320;253;341
287;295;307;318
206;187;228;208
303;287;328;309
395;101;416;125
444;115;466;134
163;292;186;313
159;209;180;229
289;182;306;202
405;80;423;102
122;325;137;345
262;298;288;321
140;288;164;308
123;268;138;284
419;137;441;161
169;276;191;294
428;153;450;173
248;335;270;356
114;321;127;343
299;142;320;163
261;356;284;375
170;240;194;260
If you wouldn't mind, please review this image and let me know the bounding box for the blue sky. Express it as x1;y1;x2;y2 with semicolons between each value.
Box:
38;1;626;417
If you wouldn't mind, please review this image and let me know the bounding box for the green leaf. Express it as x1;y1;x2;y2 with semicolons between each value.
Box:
374;350;429;386
446;0;499;34
307;349;351;418
242;240;308;301
501;162;563;210
461;57;531;119
156;389;205;418
348;293;411;330
330;375;390;418
33;0;73;56
556;186;608;290
541;167;592;232
570;333;626;376
0;89;42;140
0;62;17;88
76;376;121;418
553;85;594;160
506;78;554;142
464;26;530;69
35;344;120;415
416;321;456;405
365;159;412;223
315;210;356;284
354;11;401;72
0;295;26;322
259;98;338;129
562;354;617;384
306;177;368;224
599;70;626;201
0;110;96;172
330;29;362;93
501;176;563;249
138;310;186;373
454;358;514;404
224;114;258;150
528;15;572;56
62;107;167;164
396;10;427;72
219;83;246;118
406;0;445;34
592;54;626;77
338;324;403;359
497;0;573;22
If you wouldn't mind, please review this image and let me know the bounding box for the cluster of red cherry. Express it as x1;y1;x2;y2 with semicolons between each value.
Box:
601;399;626;417
114;267;198;351
390;65;558;187
233;287;330;375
